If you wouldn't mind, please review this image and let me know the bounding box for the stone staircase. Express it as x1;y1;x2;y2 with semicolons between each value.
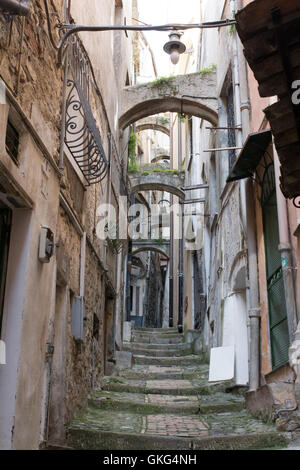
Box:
67;327;290;450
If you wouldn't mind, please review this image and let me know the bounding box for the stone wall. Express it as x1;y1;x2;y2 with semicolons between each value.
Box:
0;0;131;449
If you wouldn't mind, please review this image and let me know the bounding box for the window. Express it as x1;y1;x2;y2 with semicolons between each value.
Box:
5;120;19;163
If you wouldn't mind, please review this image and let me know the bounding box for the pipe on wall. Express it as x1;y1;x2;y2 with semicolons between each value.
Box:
232;0;261;391
0;0;30;15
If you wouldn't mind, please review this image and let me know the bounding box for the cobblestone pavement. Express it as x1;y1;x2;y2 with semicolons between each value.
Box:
67;327;291;450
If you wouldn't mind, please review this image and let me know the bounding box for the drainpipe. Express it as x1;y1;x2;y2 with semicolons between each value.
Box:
169;113;174;327
126;194;134;321
0;0;31;15
232;0;261;391
272;136;298;340
178;118;183;333
59;53;69;172
80;232;86;298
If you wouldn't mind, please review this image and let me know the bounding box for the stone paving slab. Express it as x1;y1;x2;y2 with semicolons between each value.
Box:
148;366;182;374
144;414;209;437
146;379;192;390
147;394;198;404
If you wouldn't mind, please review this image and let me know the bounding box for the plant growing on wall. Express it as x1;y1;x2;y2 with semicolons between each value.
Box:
177;113;186;123
149;75;175;86
198;63;217;76
128;129;139;173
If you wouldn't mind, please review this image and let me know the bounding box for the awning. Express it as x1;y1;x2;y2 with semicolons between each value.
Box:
227;130;272;183
235;0;300;199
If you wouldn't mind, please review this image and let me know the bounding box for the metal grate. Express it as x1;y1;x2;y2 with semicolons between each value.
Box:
5;120;19;163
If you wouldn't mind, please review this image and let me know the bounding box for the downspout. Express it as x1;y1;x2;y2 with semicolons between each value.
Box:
169;113;174;327
80;232;86;298
178;118;183;333
59;52;69;172
232;0;261;391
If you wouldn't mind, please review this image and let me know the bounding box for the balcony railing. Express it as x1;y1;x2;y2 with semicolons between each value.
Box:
65;35;109;185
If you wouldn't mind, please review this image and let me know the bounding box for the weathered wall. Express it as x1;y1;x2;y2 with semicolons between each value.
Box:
0;0;131;450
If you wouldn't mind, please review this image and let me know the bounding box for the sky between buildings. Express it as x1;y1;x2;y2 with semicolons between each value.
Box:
137;0;200;77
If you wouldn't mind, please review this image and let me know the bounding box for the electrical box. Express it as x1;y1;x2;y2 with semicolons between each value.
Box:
71;296;85;341
39;227;54;263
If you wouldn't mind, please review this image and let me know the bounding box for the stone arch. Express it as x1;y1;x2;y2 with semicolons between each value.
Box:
130;170;185;200
151;155;170;164
120;72;218;130
132;246;169;260
120;97;218;130
136;123;170;137
132;182;184;199
229;250;247;292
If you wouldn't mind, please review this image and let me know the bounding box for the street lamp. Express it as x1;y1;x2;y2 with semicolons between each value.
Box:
163;32;186;65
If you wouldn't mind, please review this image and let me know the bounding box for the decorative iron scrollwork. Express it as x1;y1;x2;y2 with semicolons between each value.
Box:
64;35;109;185
293;195;300;208
65;79;108;184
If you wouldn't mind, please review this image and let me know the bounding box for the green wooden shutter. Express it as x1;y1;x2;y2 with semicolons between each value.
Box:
261;164;290;369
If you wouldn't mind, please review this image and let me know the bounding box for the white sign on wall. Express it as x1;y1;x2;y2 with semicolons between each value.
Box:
209;346;235;382
0;79;6;105
0;340;6;365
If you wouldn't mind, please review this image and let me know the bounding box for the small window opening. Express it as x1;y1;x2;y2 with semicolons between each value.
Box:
5;120;19;163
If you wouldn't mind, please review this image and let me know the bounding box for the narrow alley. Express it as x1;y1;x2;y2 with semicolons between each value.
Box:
1;0;300;454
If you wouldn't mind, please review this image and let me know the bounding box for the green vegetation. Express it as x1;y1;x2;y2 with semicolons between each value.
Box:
128;165;185;176
149;75;175;86
228;24;235;36
199;63;216;76
158;116;170;125
128;129;139;173
153;237;167;245
177;113;186;123
148;75;178;95
128;129;138;160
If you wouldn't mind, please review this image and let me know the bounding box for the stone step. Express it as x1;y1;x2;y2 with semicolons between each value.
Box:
102;381;199;396
89;390;245;415
123;343;192;357
67;408;289;450
132;333;183;344
133;354;205;367
118;364;209;381
89;391;200;415
124;342;190;351
134;327;178;333
100;376;230;396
